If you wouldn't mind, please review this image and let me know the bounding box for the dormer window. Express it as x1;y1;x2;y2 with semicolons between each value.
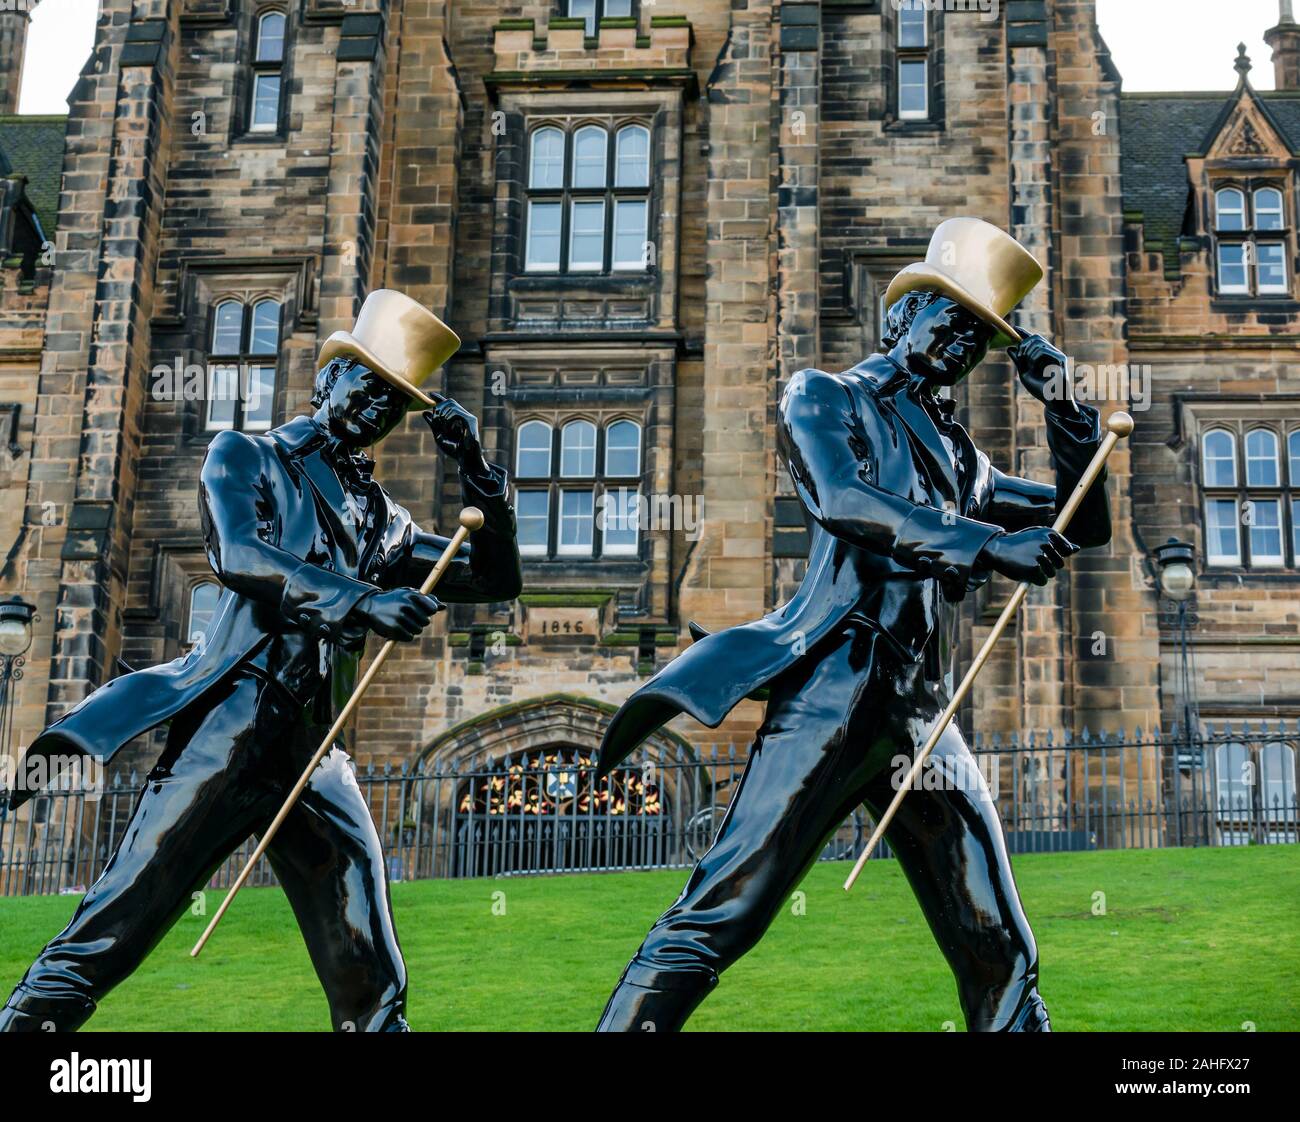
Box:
1213;182;1291;296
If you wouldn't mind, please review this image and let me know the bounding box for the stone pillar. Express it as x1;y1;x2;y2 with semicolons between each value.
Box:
1051;0;1161;737
353;0;466;758
1005;0;1069;737
38;3;178;727
0;11;29;115
772;2;820;606
676;2;775;753
1265;2;1300;90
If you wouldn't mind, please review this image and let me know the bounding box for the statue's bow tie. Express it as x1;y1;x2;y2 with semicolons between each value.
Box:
322;438;375;488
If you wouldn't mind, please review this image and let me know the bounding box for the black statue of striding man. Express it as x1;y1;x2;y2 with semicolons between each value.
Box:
0;291;521;1032
594;219;1112;1032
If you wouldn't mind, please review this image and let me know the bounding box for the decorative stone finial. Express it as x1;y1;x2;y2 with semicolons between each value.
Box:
1282;1;1295;26
1235;42;1253;78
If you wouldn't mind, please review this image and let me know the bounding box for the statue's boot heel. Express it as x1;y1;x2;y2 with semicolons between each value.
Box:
1005;988;1051;1032
0;990;97;1033
595;967;718;1032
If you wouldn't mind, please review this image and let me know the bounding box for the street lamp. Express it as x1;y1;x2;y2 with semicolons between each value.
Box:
0;595;37;809
1154;539;1200;766
1154;538;1196;603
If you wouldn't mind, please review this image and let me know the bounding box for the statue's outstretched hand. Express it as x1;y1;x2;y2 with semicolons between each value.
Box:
978;528;1078;586
350;589;444;643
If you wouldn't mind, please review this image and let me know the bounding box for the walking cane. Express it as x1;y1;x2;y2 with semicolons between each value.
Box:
843;412;1133;891
190;506;485;956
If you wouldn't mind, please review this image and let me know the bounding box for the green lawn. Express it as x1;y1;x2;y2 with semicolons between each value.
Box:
1;846;1295;1031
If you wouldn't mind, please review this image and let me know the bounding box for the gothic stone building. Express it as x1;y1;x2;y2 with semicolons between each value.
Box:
0;1;1297;806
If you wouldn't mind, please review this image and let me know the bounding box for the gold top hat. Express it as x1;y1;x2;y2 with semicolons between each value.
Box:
317;289;461;408
884;217;1043;348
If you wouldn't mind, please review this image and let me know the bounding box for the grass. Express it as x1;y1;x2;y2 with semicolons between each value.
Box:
1;846;1295;1031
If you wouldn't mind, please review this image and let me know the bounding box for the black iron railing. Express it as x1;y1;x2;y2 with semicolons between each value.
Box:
1;723;1294;896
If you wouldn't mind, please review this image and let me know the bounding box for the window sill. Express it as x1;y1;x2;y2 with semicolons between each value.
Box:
882;117;943;134
230;131;289;147
1210;296;1300;312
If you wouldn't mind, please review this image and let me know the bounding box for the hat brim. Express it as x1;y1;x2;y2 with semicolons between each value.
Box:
883;263;1023;349
317;331;443;409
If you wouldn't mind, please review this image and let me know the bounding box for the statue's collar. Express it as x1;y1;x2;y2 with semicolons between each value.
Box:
271;415;376;481
875;354;957;430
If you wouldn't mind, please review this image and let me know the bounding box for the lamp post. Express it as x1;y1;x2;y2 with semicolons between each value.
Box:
0;595;37;809
1154;539;1199;748
1154;540;1202;845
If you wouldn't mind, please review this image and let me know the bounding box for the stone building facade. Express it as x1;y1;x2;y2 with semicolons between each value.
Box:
0;0;1296;801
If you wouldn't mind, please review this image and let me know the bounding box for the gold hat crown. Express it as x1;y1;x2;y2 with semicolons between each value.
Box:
318;289;461;408
884;217;1043;348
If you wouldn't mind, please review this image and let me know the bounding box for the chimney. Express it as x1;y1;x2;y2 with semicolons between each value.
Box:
0;10;30;115
1266;0;1300;90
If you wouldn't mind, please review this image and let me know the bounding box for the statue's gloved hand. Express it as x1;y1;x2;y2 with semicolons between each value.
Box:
349;588;445;643
422;395;491;477
1008;333;1079;415
977;528;1078;586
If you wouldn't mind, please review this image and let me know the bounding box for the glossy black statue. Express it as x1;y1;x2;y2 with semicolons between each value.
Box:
594;219;1111;1032
0;291;521;1032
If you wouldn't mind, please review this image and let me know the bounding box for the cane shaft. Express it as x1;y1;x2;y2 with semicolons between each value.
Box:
191;519;475;957
843;423;1124;891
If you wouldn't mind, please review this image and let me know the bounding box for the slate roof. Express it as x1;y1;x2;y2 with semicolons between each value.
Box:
0;115;68;236
1121;88;1300;262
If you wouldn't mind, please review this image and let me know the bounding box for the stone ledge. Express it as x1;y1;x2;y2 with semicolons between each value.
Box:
493;16;692;77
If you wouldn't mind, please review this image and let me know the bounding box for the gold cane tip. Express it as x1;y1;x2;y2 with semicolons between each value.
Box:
459;506;485;532
1107;411;1134;437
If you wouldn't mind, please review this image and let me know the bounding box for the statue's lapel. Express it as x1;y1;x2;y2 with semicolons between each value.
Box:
297;448;361;566
884;385;960;506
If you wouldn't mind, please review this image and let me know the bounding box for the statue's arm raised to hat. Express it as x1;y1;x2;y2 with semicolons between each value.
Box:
388;398;523;605
778;368;1003;586
974;334;1112;550
199;429;379;640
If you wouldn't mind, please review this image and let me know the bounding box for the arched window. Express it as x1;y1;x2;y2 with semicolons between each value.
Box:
560;419;597;477
1254;186;1284;231
1202;429;1236;487
523;119;653;274
249;11;286;133
614;125;650;188
604;420;641;477
1215;187;1246;231
529;127;565;190
1289;429;1300;484
1201;429;1240;565
188;581;221;648
206;297;280;432
516;420;553;478
571;125;608;187
1245;428;1279;487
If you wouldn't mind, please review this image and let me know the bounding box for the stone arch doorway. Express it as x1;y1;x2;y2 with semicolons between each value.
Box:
410;694;706;878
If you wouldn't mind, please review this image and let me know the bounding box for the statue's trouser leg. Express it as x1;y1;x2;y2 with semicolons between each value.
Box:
265;745;409;1033
596;623;1047;1032
857;722;1049;1032
0;674;290;1032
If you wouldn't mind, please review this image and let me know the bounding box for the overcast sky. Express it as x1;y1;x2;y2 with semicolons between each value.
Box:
13;0;1293;113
